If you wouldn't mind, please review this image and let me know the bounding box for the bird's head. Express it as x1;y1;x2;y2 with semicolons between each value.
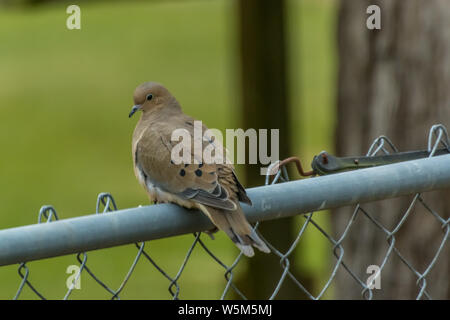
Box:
129;82;174;118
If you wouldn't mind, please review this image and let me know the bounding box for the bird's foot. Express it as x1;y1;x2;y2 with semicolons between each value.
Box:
204;227;219;240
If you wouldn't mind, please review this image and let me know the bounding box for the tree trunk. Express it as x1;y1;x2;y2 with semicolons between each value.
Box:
234;0;313;299
335;0;450;299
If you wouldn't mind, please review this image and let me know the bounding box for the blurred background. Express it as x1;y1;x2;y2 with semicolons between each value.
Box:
0;0;448;299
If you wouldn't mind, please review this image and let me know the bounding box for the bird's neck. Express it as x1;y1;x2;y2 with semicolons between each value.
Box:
139;99;182;124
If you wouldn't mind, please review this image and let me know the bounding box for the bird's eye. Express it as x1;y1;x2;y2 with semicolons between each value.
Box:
146;94;153;101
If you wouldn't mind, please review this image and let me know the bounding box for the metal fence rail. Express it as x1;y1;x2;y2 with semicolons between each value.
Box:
1;152;450;266
0;124;449;300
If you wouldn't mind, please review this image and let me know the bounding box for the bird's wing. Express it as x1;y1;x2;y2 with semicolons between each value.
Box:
135;117;251;210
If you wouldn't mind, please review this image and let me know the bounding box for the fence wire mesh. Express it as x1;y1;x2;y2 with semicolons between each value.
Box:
5;124;450;300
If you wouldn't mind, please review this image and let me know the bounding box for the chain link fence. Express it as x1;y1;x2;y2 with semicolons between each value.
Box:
1;124;449;300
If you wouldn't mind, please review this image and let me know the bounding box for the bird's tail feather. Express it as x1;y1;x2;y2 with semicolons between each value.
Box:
201;206;270;257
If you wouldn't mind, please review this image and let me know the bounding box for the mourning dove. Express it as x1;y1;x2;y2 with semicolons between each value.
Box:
129;81;270;257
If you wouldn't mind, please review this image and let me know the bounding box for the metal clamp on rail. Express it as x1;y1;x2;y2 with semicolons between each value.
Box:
311;148;450;176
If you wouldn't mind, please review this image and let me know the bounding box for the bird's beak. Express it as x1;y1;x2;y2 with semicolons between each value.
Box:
129;105;141;118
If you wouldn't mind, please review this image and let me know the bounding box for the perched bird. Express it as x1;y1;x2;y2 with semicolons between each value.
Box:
129;81;270;257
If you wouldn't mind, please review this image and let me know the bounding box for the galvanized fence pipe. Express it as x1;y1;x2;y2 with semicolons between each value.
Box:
0;153;449;267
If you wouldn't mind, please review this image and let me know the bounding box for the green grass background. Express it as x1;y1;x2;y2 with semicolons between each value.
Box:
0;0;336;299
